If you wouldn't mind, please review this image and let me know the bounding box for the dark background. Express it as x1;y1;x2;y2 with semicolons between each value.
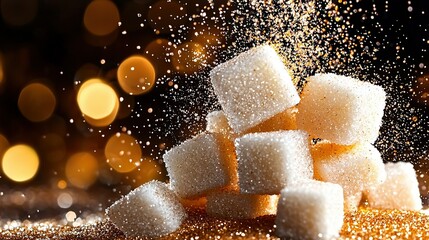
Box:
0;0;429;218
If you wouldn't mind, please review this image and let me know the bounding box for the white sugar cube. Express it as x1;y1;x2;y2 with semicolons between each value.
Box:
235;130;313;194
344;192;363;212
365;162;422;211
210;45;300;134
206;110;235;138
163;133;237;199
275;180;344;240
312;142;386;211
206;191;278;219
106;181;187;238
297;73;386;145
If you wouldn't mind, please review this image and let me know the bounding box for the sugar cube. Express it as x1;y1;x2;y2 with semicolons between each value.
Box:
163;133;237;199
312;141;386;211
206;191;278;219
296;73;386;145
275;180;344;240
210;45;300;134
344;192;363;212
235;130;313;194
365;162;422;211
206;110;235;138
106;180;187;238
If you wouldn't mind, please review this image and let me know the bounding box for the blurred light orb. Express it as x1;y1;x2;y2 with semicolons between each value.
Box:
117;55;156;95
105;133;142;173
66;211;77;222
57;192;73;209
65;152;99;189
57;179;68;189
1;0;38;27
2;144;39;182
127;158;164;187
18;83;57;122
83;0;120;36
77;79;119;122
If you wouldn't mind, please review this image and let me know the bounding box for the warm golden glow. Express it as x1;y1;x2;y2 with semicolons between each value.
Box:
18;83;56;122
105;133;142;173
2;144;39;182
83;0;120;36
127;158;164;187
172;42;207;74
1;0;38;27
0;134;9;159
77;79;119;124
65;152;98;189
57;180;68;189
117;55;156;95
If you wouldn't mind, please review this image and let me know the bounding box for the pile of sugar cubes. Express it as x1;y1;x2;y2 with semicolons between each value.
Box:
106;45;423;239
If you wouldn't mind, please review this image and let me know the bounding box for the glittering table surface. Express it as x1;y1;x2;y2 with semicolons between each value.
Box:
1;208;429;239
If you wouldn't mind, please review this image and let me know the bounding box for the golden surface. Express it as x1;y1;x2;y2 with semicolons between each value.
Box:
1;208;429;239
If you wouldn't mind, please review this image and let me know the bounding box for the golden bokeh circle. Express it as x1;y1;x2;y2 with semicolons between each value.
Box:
77;79;119;121
105;133;142;173
83;0;120;36
18;83;57;122
65;152;99;189
117;55;156;95
2;144;39;182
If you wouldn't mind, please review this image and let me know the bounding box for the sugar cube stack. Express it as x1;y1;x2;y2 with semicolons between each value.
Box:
296;73;386;145
275;180;344;240
106;180;187;238
106;45;422;239
163;132;237;199
206;191;278;219
312;141;386;211
210;45;300;134
365;162;422;211
235;130;313;194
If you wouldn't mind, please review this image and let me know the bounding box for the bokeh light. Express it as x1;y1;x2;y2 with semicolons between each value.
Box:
126;158;164;188
76;79;119;126
2;144;39;182
65;152;98;189
117;55;156;95
57;192;73;209
0;0;38;27
18;83;57;122
83;0;120;36
105;133;142;173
